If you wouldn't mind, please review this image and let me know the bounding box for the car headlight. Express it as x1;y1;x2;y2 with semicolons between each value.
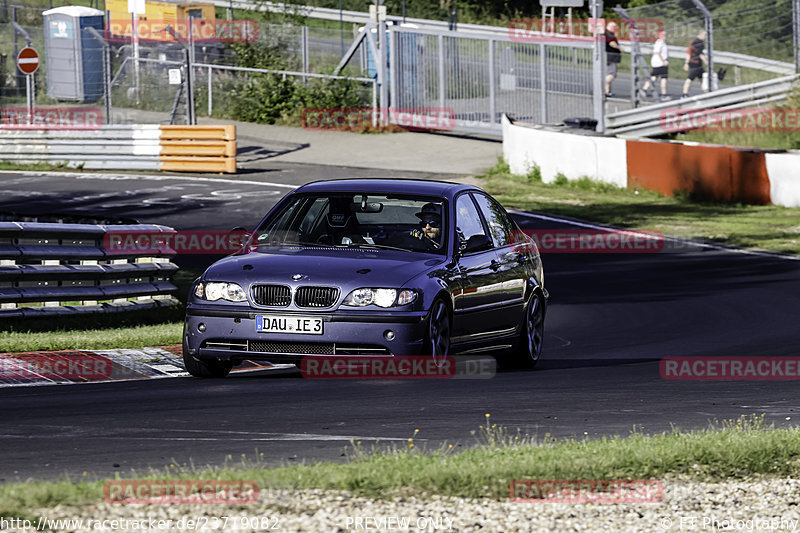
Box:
195;282;247;302
343;288;417;308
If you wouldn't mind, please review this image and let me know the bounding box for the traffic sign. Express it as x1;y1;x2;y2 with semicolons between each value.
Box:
17;47;40;75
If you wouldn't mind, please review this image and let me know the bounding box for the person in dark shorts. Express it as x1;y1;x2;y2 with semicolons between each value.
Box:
682;29;707;98
604;22;621;98
642;30;669;101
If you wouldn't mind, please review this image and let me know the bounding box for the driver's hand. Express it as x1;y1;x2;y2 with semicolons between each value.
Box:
410;229;440;249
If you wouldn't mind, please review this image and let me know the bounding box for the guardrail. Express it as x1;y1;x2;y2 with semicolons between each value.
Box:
605;74;800;137
0;223;180;318
217;0;796;76
0;125;237;173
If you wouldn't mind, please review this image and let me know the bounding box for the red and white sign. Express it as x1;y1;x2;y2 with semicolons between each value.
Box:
17;47;39;75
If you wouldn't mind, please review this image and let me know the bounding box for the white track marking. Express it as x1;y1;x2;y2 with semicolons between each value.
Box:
2;170;297;189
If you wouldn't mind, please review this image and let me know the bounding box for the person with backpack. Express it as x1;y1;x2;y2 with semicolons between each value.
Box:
682;29;708;98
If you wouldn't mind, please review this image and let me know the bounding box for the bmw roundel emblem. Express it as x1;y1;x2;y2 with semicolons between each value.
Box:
292;274;304;281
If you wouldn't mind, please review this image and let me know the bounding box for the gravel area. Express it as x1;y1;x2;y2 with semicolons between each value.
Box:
9;478;800;532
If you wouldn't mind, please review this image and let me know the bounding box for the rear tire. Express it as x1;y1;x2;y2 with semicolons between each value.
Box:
182;338;232;378
504;290;545;369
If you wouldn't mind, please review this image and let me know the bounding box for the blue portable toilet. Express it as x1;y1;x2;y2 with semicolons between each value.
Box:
43;6;105;102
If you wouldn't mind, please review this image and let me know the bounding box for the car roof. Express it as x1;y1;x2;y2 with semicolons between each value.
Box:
294;178;481;198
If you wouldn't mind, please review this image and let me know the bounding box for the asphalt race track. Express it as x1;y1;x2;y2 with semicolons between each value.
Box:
2;169;800;482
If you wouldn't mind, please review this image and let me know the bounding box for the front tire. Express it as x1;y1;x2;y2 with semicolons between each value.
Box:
425;298;451;365
182;337;232;378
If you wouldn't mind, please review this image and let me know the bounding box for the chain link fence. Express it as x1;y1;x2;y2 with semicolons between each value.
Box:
624;0;795;84
390;27;594;132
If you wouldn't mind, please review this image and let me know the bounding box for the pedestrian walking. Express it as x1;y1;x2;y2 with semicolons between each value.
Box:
604;21;621;98
642;30;670;101
682;29;708;98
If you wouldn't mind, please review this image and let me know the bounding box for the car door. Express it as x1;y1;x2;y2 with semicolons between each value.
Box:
472;192;528;329
451;193;509;346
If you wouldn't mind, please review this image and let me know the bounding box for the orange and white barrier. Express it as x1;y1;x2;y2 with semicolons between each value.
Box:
502;114;800;207
0;124;237;173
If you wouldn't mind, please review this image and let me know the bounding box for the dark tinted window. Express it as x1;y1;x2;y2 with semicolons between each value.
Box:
455;194;486;244
473;193;513;247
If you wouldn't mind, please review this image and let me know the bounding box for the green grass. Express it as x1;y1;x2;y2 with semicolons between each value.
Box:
677;126;800;151
0;161;77;171
480;159;800;255
0;321;181;353
2;414;798;518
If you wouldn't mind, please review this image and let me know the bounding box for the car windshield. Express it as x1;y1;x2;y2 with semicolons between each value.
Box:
253;193;447;255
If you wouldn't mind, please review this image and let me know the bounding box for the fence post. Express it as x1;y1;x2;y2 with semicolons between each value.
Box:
539;43;547;124
377;19;388;111
591;0;605;133
184;48;196;125
692;0;713;92
389;25;397;109
301;26;309;85
488;38;496;126
438;34;445;111
794;0;800;73
207;65;212;117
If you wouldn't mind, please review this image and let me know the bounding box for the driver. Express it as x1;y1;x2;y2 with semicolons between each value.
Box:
410;203;442;248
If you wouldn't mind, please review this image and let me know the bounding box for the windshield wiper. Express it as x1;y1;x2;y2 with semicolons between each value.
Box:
346;243;414;253
255;240;325;247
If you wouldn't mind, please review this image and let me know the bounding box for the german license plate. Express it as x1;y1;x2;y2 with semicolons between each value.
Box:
256;315;323;335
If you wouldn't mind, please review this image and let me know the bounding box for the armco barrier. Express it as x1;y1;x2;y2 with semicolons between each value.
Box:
502;114;800;207
0;223;180;318
0;125;237;173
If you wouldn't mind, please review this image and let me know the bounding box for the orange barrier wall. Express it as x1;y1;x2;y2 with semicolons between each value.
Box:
626;140;771;204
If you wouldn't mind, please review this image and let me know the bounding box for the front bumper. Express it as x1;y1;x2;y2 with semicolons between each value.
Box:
184;305;429;364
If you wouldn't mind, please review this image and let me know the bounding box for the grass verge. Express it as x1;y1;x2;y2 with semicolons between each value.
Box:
479;160;800;255
0;161;78;172
1;415;797;518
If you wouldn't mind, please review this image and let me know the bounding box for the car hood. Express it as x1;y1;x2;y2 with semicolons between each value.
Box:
203;247;446;288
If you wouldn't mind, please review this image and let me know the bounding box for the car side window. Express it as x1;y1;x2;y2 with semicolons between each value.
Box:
455;194;486;245
473;193;513;248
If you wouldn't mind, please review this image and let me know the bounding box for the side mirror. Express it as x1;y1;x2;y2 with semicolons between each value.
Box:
460;234;492;254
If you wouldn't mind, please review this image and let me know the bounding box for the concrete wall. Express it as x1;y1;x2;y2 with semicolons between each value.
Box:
503;114;800;207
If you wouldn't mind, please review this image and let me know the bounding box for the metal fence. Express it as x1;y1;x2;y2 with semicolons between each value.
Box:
2;2;799;135
388;26;594;134
624;0;797;83
1;8;375;126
